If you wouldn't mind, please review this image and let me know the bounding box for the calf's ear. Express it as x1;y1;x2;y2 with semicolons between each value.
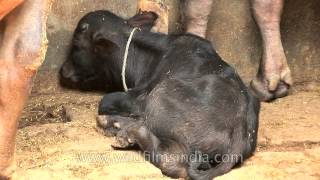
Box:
126;10;158;31
92;32;120;54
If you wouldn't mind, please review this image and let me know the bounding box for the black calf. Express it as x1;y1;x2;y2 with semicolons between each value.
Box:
60;10;260;179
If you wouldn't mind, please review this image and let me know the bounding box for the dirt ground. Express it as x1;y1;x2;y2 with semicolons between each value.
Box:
15;72;320;180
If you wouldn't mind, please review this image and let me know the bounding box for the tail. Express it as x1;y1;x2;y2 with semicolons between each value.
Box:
187;151;240;180
187;131;244;180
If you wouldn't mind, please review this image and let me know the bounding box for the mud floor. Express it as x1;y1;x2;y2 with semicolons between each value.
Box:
15;72;320;180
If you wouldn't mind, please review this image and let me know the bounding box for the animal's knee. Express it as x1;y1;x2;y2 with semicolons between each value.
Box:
1;0;51;72
13;36;48;71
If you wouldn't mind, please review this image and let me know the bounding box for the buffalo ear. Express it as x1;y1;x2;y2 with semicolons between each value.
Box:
92;32;120;54
126;10;158;31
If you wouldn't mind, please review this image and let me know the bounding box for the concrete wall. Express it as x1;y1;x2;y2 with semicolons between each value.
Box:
42;0;320;84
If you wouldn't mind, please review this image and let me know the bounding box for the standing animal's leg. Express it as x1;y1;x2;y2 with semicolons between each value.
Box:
184;0;213;38
0;0;24;20
136;0;213;37
250;0;292;101
0;0;52;178
110;119;188;179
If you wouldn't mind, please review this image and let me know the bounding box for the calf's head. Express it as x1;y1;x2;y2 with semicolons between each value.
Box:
59;10;158;91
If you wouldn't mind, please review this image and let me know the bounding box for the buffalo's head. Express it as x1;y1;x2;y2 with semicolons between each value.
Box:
59;10;158;91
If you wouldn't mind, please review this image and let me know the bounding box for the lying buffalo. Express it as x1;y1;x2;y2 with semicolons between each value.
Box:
60;10;260;180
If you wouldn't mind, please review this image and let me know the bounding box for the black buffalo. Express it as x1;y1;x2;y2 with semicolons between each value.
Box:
60;10;260;180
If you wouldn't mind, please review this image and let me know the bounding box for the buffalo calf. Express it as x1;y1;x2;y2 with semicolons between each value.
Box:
60;10;260;179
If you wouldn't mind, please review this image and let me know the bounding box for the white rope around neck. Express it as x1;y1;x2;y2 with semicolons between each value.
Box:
122;27;139;92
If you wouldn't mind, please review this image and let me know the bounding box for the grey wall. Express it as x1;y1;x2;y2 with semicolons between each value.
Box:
41;0;320;84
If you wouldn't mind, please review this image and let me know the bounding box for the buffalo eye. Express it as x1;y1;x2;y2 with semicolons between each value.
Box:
79;23;89;32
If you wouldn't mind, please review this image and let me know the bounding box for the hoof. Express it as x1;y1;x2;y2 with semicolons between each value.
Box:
95;115;118;137
250;78;291;102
